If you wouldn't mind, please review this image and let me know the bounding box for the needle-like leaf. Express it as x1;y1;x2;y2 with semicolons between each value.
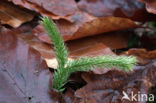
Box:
41;17;137;92
41;17;68;69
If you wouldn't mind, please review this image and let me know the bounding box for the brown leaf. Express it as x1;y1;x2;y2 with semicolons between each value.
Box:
69;43;116;74
67;30;130;51
75;60;156;103
0;0;35;28
18;30;113;74
139;0;156;14
121;48;156;65
33;16;137;43
26;0;78;16
16;23;132;74
9;0;138;43
124;48;156;59
10;0;79;21
77;0;154;21
19;27;130;59
69;43;114;58
45;58;73;69
9;0;156;23
0;28;77;103
18;25;131;74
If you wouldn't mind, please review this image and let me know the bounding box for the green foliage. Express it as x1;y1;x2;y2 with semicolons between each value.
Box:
66;56;137;72
41;17;137;92
149;21;156;28
41;17;68;69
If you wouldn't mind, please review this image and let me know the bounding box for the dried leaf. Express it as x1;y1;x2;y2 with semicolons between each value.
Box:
139;0;156;14
78;0;143;17
45;58;73;69
10;0;79;21
16;24;131;74
26;0;78;16
67;30;130;50
77;0;156;21
0;28;76;103
75;60;156;103
33;17;137;43
0;0;35;28
18;25;132;74
124;48;156;59
121;48;156;65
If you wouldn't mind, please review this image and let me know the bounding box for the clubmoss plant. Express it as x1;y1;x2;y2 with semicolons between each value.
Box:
41;17;137;92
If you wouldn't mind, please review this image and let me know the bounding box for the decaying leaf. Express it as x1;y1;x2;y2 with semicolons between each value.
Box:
121;48;156;65
139;0;156;14
67;30;131;50
7;0;141;46
0;28;78;103
33;17;137;44
10;0;155;22
17;25;131;74
1;0;156;103
78;0;144;17
75;60;156;103
124;48;156;59
0;0;35;28
9;0;79;21
26;0;78;16
45;58;73;69
77;0;156;21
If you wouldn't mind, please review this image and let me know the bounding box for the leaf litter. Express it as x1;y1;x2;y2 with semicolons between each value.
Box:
0;0;156;103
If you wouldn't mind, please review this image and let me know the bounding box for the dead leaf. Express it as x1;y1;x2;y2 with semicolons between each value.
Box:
26;0;78;16
67;30;130;50
75;60;156;103
45;58;73;69
33;16;137;43
15;24;131;74
77;0;156;21
18;30;114;74
121;48;156;65
78;0;145;18
139;0;156;14
69;43;114;58
0;28;77;103
9;0;79;21
17;24;132;74
124;48;156;59
0;0;35;28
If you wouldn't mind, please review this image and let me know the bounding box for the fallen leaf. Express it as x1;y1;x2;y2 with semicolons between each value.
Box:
18;30;115;74
0;0;35;28
45;58;73;69
69;43;114;58
10;0;156;22
124;48;156;59
77;0;156;21
0;28;77;103
33;17;137;43
15;24;131;74
121;48;156;65
139;0;156;14
69;43;116;74
9;0;79;21
75;60;156;103
26;0;78;16
17;24;132;74
78;0;143;17
67;30;130;50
